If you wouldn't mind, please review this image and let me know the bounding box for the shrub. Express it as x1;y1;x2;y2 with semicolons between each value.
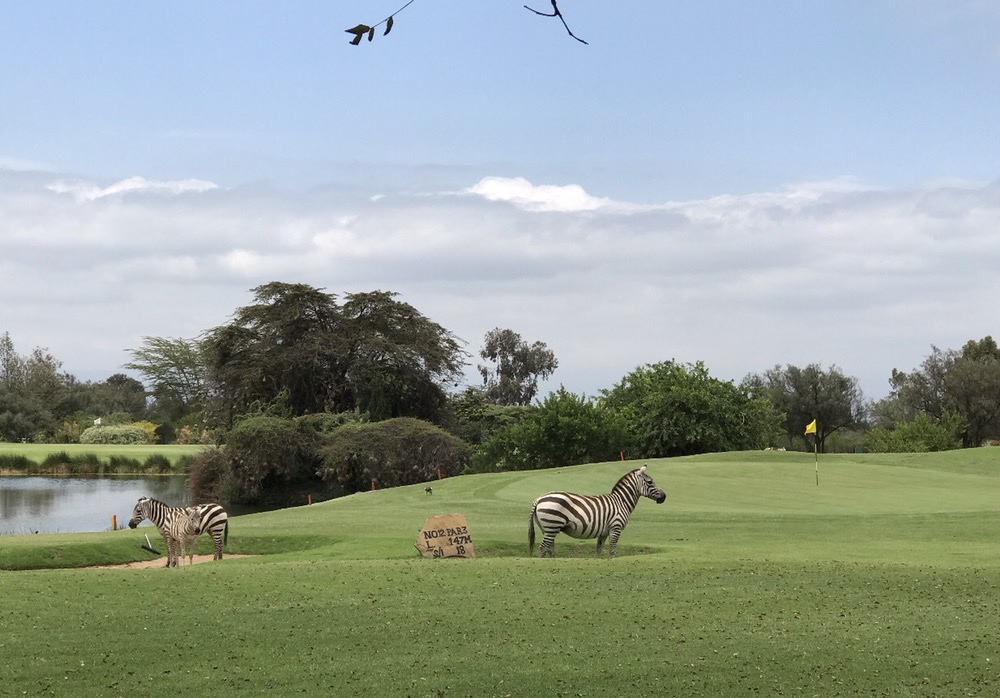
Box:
187;447;228;503
130;421;160;444
40;451;73;469
222;415;321;503
79;425;150;445
68;453;103;474
472;388;632;472
142;454;173;474
317;417;471;492
106;455;141;473
0;454;36;473
863;411;965;453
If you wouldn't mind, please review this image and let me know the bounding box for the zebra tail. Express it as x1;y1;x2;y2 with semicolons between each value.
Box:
528;505;536;556
223;520;229;547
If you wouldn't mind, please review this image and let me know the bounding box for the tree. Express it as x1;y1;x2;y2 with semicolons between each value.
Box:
339;291;466;422
603;361;783;458
743;363;865;453
205;282;345;425
125;337;207;422
443;387;529;446
203;282;467;427
889;337;1000;447
472;387;631;472
0;332;72;442
477;328;558;406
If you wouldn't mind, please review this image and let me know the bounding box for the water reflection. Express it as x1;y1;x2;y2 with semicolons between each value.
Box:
0;475;190;535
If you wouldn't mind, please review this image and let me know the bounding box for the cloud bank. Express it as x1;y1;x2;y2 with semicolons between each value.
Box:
3;169;999;400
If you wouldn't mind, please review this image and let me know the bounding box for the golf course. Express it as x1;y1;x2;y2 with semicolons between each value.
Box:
2;449;999;696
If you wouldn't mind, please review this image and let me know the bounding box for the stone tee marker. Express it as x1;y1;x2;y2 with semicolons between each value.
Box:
415;513;475;558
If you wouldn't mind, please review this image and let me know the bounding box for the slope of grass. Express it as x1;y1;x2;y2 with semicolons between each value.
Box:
2;450;1000;696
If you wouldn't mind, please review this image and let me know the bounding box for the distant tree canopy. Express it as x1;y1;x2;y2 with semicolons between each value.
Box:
203;282;466;427
472;387;630;472
0;332;71;442
477;328;558;406
743;363;865;453
604;361;783;458
888;336;1000;447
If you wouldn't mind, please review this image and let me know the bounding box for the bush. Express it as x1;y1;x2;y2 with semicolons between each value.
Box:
105;455;142;473
472;388;632;472
79;425;150;445
188;448;229;503
317;417;470;492
0;454;36;473
222;415;322;503
142;454;173;474
863;412;965;453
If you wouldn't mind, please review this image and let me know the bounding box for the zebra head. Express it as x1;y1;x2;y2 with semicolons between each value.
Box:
127;496;152;529
637;465;667;504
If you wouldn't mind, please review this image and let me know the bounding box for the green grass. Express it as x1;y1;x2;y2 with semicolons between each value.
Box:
3;449;1000;696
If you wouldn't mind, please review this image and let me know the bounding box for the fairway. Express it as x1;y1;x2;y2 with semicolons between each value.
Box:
2;450;1000;696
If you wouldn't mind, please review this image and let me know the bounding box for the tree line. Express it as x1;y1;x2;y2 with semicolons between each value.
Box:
3;281;998;505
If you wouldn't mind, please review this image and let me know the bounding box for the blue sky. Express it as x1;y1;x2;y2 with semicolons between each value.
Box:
3;1;1000;402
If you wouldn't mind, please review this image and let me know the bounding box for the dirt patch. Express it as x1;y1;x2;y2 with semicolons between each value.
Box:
89;554;253;570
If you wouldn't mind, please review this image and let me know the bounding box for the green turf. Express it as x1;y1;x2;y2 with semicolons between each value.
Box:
2;450;1000;696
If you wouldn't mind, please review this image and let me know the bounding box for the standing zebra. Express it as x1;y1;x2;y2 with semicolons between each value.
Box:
528;465;666;558
167;507;201;567
128;496;229;567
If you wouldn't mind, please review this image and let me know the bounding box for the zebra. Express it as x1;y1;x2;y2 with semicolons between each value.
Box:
128;496;229;567
166;507;201;567
528;465;666;558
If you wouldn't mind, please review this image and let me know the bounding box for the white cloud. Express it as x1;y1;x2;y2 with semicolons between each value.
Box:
46;176;219;202
2;171;1000;400
465;176;616;212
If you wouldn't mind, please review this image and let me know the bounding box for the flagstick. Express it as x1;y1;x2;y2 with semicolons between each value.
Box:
814;437;819;486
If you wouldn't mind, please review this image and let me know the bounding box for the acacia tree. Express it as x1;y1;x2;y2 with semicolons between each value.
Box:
743;363;865;453
203;282;466;427
338;290;466;421
125;336;207;422
477;328;558;406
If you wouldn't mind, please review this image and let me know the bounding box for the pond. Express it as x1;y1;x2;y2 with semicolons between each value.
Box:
0;475;190;535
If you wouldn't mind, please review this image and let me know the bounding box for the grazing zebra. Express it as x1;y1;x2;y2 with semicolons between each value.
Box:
528;465;666;558
128;497;229;567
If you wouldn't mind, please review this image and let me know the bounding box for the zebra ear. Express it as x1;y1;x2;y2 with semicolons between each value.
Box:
639;465;647;474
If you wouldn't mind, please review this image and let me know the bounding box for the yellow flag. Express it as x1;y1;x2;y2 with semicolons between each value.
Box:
804;419;817;435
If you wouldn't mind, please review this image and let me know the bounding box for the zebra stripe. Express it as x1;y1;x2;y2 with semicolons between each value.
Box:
128;496;229;567
528;465;666;558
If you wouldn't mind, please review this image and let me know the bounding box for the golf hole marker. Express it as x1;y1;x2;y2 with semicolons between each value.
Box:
415;514;474;558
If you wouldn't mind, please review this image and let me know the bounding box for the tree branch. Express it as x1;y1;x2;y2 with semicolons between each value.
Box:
523;0;588;44
347;0;588;46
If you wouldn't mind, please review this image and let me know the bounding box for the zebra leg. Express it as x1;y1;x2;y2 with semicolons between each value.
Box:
213;532;223;560
540;534;557;558
607;527;623;558
595;534;607;557
164;537;176;568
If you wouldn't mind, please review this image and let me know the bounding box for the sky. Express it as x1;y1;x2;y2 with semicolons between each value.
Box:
3;1;1000;403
